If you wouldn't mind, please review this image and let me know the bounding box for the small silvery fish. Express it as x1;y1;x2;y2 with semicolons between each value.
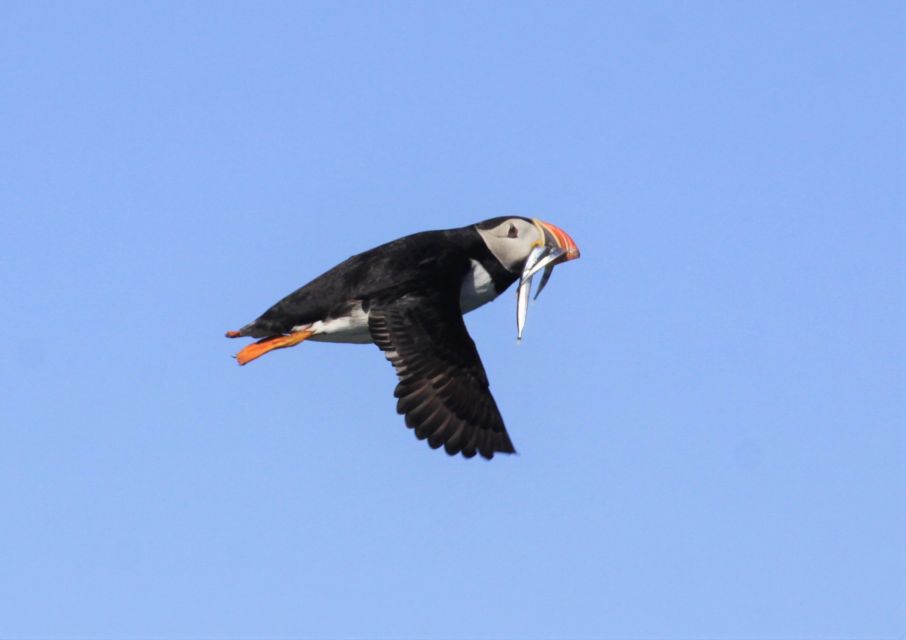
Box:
516;245;552;341
516;277;531;342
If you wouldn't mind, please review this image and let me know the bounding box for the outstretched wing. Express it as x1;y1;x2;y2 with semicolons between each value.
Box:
367;288;516;460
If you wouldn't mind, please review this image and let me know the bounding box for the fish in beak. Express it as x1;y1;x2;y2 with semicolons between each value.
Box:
516;220;580;341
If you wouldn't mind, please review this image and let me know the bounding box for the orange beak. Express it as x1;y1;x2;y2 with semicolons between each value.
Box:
538;220;580;262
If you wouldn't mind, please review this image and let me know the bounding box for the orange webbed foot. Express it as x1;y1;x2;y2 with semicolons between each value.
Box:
234;331;314;366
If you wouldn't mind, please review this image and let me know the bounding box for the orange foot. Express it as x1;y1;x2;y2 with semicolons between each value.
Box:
234;330;314;366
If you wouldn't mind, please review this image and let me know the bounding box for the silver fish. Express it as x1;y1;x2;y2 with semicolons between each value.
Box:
520;247;566;285
516;275;532;342
534;264;555;300
516;245;551;342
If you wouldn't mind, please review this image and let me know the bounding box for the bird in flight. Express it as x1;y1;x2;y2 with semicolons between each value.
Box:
226;216;580;459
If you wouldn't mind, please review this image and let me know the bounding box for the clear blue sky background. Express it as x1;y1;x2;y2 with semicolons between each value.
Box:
1;2;903;638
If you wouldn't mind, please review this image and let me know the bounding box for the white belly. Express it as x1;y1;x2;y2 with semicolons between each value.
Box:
460;259;499;314
296;305;373;344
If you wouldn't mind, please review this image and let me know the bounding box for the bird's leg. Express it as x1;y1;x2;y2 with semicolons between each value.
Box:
234;330;313;366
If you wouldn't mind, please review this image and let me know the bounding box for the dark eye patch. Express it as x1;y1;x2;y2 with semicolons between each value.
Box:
507;224;518;238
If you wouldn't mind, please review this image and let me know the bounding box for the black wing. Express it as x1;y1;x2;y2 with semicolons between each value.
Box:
368;288;516;460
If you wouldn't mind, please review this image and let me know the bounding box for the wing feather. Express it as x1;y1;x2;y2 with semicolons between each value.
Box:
368;289;516;460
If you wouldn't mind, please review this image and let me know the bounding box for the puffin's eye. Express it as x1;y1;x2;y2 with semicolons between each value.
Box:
507;224;518;238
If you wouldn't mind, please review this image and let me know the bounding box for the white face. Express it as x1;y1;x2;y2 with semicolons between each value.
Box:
475;217;544;273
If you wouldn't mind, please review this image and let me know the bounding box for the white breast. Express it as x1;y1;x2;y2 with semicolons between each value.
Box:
460;259;499;314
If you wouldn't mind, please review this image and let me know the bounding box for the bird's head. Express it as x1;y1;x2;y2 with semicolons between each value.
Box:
476;216;581;341
475;216;580;275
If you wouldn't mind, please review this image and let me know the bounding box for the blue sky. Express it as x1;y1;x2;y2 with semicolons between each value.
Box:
1;1;903;638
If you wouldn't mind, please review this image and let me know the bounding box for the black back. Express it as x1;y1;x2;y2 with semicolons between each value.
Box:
243;225;517;337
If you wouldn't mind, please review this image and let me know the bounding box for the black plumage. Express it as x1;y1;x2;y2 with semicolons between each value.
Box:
368;287;515;459
241;227;514;338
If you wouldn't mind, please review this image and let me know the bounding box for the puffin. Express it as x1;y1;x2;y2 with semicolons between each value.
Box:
226;216;580;459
